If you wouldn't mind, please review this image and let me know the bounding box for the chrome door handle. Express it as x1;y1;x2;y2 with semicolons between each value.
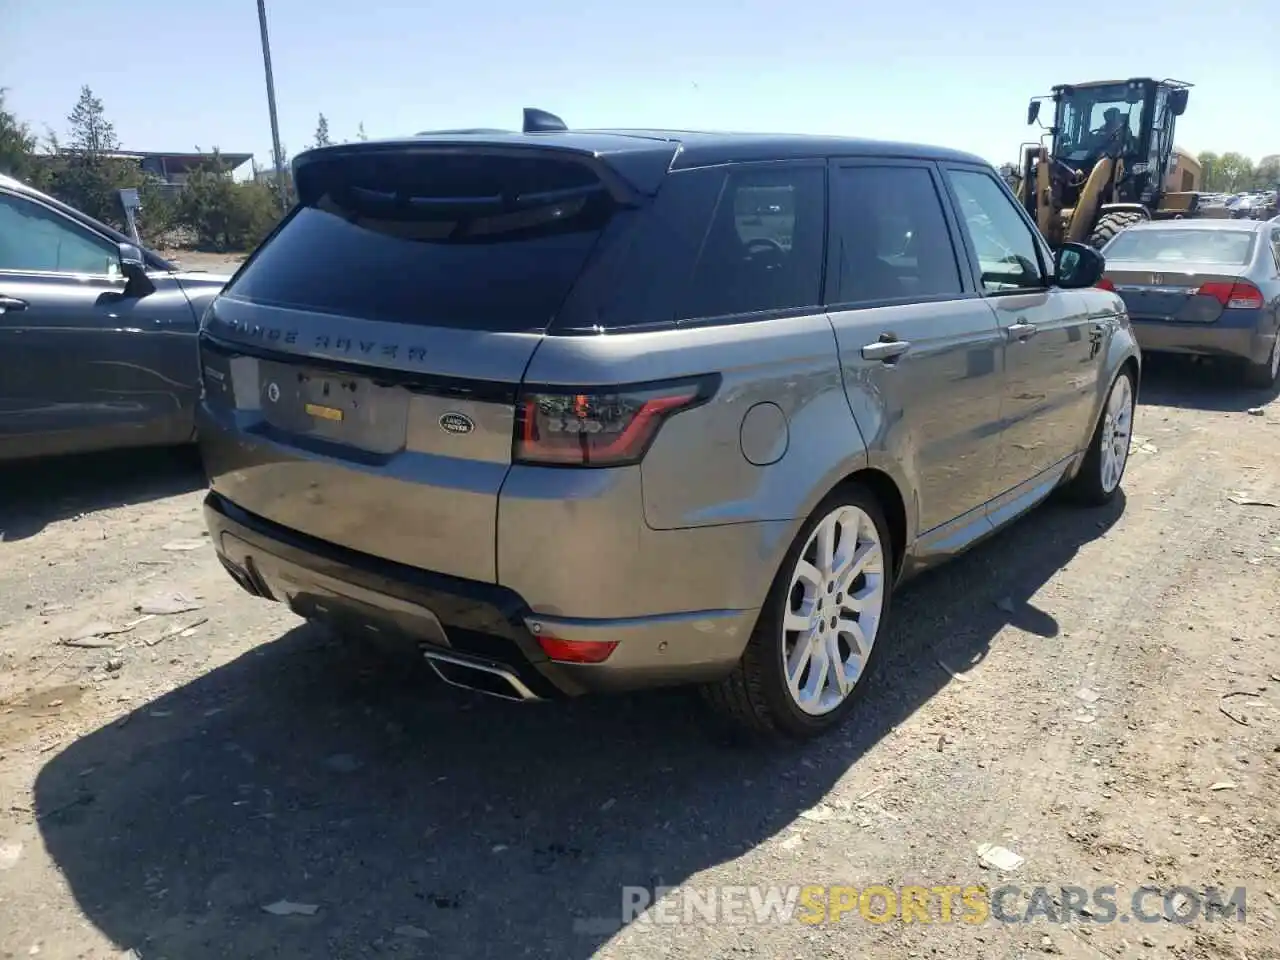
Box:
0;296;28;314
1006;321;1037;341
861;338;911;362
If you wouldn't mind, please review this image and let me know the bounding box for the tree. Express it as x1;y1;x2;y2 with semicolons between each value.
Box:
313;113;332;148
1196;151;1219;192
1215;152;1254;193
356;121;368;142
66;85;119;158
0;88;38;179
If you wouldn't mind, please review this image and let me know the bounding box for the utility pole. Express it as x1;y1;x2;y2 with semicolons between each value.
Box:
256;0;289;213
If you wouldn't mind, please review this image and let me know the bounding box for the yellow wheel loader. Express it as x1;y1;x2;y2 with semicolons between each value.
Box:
1014;78;1223;250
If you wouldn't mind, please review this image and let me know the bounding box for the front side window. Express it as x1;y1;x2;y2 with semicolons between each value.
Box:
945;170;1046;293
831;165;964;305
0;194;120;276
680;165;825;320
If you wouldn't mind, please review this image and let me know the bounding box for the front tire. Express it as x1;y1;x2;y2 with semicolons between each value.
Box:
1087;210;1146;250
1067;369;1135;506
701;483;894;740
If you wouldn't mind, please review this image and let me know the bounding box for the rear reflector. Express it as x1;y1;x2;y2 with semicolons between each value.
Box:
1197;280;1264;309
1096;278;1117;292
536;636;619;664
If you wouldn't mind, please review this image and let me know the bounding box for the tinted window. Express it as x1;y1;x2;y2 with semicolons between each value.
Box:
680;165;824;320
226;152;618;333
831;166;964;304
945;169;1046;293
0;194;119;276
1103;228;1256;265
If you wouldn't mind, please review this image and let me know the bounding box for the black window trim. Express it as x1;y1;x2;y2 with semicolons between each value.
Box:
668;158;830;328
938;161;1056;298
0;188;126;282
823;157;979;312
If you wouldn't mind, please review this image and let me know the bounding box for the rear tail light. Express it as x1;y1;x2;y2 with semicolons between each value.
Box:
536;635;618;663
1096;278;1117;292
514;375;718;467
1197;280;1264;309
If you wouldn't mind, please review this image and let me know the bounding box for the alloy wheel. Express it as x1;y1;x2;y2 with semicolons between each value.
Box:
781;505;886;716
1100;375;1134;494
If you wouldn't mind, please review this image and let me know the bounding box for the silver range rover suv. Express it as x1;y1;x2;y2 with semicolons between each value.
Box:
197;110;1140;740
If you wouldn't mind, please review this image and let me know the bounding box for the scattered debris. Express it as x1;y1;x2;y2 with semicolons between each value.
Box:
491;844;508;853
1245;407;1265;417
105;656;124;673
262;900;319;917
1139;443;1158;454
798;805;836;823
394;925;431;940
162;539;207;552
779;834;803;851
60;636;118;650
977;843;1024;871
1208;781;1236;792
1075;687;1101;705
146;617;209;646
135;591;202;616
1227;494;1279;508
61;621;137;646
1219;691;1263;726
0;841;23;870
937;659;971;682
599;797;616;812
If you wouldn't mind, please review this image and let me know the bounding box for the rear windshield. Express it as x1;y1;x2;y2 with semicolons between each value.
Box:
1103;228;1257;265
225;151;617;332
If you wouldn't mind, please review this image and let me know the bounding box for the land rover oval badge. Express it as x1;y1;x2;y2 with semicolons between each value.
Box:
439;412;475;436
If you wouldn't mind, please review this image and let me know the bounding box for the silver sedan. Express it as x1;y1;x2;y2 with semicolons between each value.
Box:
1098;219;1280;388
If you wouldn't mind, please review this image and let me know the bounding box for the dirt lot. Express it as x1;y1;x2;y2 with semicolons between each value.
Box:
0;359;1277;960
155;250;247;275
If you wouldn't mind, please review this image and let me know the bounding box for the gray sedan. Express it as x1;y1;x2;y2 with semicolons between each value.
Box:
1098;218;1280;388
0;174;230;462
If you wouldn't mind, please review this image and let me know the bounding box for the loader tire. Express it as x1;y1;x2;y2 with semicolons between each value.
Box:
1088;210;1146;251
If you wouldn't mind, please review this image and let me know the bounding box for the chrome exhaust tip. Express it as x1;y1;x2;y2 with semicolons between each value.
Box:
422;650;540;702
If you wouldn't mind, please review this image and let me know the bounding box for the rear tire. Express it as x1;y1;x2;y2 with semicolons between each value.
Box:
1242;337;1280;390
1087;210;1146;250
1067;369;1135;506
701;483;895;741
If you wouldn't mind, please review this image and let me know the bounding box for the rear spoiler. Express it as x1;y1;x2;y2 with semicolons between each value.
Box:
292;108;675;205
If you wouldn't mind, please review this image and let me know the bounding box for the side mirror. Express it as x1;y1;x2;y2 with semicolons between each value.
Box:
1026;100;1041;125
1169;89;1189;116
117;242;155;297
1054;242;1106;289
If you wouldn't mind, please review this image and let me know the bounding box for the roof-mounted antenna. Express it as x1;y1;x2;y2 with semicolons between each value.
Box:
523;108;568;134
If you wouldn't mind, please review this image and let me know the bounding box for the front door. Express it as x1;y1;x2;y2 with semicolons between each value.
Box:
825;160;1006;546
0;190;198;458
939;165;1102;506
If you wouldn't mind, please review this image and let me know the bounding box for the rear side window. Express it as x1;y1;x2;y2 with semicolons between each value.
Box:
680;165;825;320
1103;228;1257;265
225;152;618;332
830;166;964;304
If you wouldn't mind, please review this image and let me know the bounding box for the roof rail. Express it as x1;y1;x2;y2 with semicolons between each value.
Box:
414;127;511;136
523;108;568;133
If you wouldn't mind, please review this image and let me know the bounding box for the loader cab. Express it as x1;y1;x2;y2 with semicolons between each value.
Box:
1027;78;1190;212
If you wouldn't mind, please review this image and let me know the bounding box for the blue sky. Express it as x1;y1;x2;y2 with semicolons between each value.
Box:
5;0;1277;175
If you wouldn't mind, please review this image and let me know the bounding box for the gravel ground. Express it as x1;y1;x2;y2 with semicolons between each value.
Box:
0;357;1277;960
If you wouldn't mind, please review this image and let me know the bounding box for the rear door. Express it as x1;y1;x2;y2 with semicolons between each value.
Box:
198;147;643;583
940;164;1101;502
825;159;1006;543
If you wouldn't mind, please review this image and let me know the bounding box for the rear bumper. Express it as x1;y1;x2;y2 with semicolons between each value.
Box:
1130;314;1273;365
204;491;757;698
